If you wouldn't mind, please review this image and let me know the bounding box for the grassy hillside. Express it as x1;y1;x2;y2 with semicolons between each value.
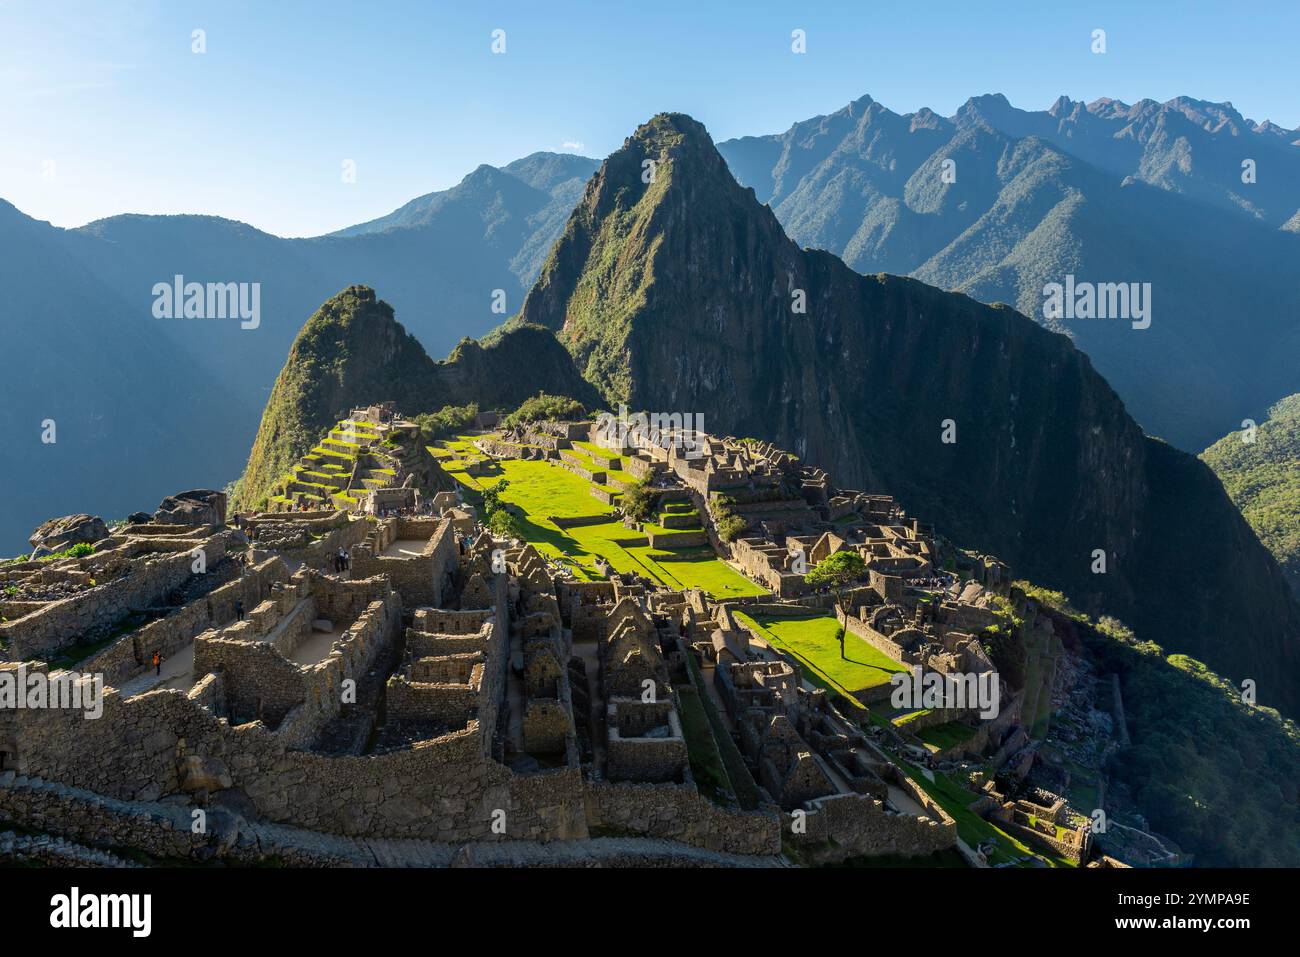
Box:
1202;394;1300;597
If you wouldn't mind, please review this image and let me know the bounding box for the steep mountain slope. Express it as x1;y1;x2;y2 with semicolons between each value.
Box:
322;152;599;307
717;94;1300;452
0;201;253;553
0;152;599;551
233;285;598;509
517;112;1300;718
1202;394;1300;597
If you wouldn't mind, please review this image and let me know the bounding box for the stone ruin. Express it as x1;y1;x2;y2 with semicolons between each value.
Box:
0;412;1085;868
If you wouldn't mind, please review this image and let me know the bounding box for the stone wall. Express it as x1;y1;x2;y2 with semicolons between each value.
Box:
522;699;571;754
413;608;492;635
2;680;588;842
786;791;956;864
584;781;780;856
605;698;687;784
843;609;911;664
190;578;399;738
272;518;371;571
84;557;292;689
406;626;490;658
1;531;238;661
350;518;457;609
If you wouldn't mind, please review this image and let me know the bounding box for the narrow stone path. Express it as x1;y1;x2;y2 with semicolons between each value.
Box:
118;641;197;698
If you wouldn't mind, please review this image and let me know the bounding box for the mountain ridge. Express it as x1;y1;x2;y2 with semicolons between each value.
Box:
1202;393;1300;598
0;152;600;550
716;92;1300;452
516;110;1300;717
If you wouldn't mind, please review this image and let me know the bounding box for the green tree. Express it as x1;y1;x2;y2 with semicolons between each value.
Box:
481;479;510;518
413;403;479;441
621;479;659;522
488;508;523;540
805;551;867;633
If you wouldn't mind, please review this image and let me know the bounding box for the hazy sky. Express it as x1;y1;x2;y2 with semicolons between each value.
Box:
3;0;1296;237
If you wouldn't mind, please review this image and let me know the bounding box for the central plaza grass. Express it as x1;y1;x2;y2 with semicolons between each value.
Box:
734;612;905;702
434;438;766;597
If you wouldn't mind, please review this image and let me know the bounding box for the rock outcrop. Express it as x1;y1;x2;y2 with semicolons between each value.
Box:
155;489;227;527
27;514;109;554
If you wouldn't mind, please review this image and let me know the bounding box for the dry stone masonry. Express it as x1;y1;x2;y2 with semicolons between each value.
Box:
1;408;1100;868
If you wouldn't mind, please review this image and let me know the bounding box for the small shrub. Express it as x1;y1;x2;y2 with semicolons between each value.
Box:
711;496;749;541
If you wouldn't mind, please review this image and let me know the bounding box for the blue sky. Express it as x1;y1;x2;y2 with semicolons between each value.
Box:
2;0;1296;237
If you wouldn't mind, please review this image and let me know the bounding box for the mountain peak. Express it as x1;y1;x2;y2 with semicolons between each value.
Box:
626;111;715;150
235;284;597;508
959;92;1014;115
522;107;1300;720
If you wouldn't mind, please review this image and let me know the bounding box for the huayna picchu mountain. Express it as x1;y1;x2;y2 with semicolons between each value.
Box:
234;285;599;510
513;112;1300;718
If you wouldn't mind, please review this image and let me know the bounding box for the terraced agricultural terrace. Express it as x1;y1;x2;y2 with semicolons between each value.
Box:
271;404;424;512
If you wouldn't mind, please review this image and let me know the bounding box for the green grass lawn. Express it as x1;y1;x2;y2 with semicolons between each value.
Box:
914;721;978;754
434;440;769;597
628;546;769;598
735;612;905;702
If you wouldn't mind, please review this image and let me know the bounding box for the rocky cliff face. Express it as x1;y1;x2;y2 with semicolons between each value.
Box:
235;285;598;508
518;113;1300;717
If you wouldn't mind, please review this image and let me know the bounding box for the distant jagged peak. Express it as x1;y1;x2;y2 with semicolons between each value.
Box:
500;151;599;191
1160;95;1248;133
956;92;1017;120
908;106;950;133
1079;95;1131;118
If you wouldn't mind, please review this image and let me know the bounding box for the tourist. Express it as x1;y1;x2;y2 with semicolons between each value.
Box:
235;598;244;621
152;650;164;676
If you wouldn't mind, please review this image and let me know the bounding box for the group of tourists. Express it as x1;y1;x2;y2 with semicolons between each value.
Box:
333;548;351;573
